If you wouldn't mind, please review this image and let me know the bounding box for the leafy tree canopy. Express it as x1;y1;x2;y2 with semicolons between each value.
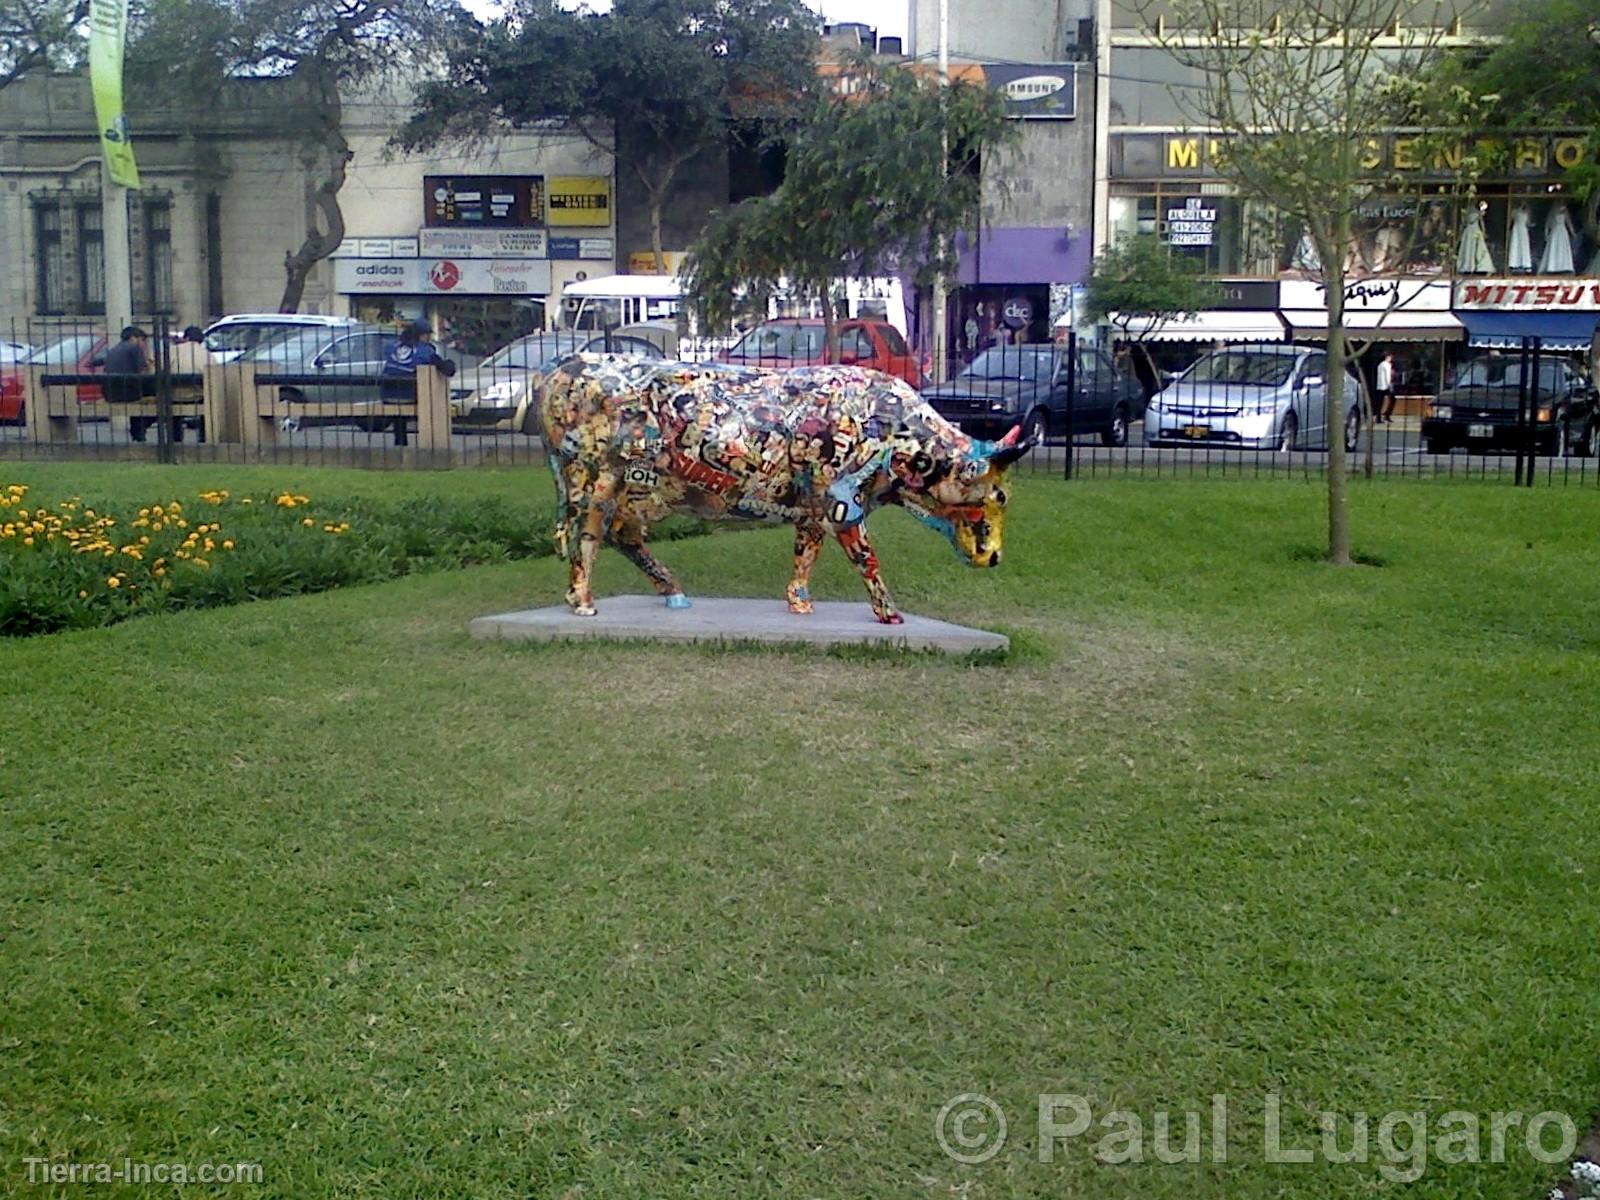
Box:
684;57;1015;341
1082;233;1222;337
1;0;89;94
398;0;823;269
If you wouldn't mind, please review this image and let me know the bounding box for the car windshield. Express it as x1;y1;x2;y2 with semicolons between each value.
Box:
0;343;33;363
727;324;824;360
28;335;98;366
1447;357;1566;391
960;348;1054;381
1184;351;1296;388
483;336;585;371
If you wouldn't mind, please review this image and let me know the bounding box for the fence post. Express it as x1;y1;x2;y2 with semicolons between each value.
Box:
1526;337;1542;487
238;364;273;454
1063;331;1077;481
153;315;175;463
24;366;76;443
202;362;242;444
414;365;452;459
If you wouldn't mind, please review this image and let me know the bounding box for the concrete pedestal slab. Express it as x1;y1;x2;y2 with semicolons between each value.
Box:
469;594;1009;654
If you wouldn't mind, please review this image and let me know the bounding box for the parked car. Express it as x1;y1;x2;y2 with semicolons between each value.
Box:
1144;344;1365;452
243;325;398;429
451;331;666;434
203;313;364;363
1420;354;1597;456
0;334;107;423
718;318;924;387
0;340;36;364
922;343;1144;446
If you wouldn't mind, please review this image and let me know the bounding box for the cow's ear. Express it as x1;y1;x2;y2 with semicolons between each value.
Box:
989;434;1033;470
996;423;1024;448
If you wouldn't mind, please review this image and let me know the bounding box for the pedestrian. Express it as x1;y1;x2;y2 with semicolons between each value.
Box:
1376;350;1396;423
380;318;456;447
103;326;158;442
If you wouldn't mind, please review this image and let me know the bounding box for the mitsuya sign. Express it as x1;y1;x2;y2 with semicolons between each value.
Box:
335;258;552;295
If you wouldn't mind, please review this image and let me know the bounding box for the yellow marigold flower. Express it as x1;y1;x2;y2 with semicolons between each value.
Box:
150;522;162;532
22;536;33;546
106;576;120;588
139;536;149;545
203;538;215;552
222;539;234;550
240;497;253;505
174;519;188;529
153;567;166;578
78;590;88;599
302;517;314;526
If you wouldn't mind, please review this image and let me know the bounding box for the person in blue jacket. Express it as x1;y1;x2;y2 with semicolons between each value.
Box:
381;318;455;446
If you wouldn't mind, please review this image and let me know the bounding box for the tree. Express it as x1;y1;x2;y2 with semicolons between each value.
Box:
1138;0;1484;565
397;0;822;275
129;0;470;312
683;56;1015;358
1;0;89;94
1082;233;1222;397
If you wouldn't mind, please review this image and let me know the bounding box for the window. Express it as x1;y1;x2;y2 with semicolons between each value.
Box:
77;203;105;314
145;200;173;313
841;327;874;361
879;324;909;355
34;203;65;315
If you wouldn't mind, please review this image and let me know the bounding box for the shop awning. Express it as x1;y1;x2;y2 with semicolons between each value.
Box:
1281;311;1465;342
1457;310;1600;352
1100;311;1286;342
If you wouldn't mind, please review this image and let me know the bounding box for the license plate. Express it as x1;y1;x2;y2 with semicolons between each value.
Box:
1182;424;1210;439
1468;423;1493;438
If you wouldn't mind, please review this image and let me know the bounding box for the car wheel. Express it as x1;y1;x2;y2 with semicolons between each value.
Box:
1278;412;1298;453
1021;407;1048;446
1343;408;1360;454
1578;419;1599;458
1100;403;1129;448
1555;418;1572;458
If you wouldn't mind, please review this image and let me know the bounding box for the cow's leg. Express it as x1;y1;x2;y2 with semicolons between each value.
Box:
566;470;618;616
610;511;689;608
786;519;825;614
834;523;902;625
548;452;572;561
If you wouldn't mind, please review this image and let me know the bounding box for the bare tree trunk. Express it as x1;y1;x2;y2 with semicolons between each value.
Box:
279;65;351;313
821;282;838;363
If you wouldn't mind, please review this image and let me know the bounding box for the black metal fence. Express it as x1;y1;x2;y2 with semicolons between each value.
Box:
3;316;1593;486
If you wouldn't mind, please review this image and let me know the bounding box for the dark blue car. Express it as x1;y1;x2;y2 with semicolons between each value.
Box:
922;343;1143;446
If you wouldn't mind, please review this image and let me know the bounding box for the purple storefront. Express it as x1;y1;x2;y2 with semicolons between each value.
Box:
944;227;1091;363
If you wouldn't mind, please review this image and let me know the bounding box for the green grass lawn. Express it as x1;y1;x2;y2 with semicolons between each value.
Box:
2;468;1597;1199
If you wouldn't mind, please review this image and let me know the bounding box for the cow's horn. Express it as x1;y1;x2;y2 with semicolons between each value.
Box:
989;428;1034;469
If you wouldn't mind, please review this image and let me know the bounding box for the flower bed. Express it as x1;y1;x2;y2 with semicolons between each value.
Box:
0;482;581;637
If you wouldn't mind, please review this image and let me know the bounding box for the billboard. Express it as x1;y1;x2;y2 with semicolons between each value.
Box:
423;176;545;228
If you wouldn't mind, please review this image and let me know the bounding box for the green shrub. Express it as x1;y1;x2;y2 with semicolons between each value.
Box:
0;484;565;637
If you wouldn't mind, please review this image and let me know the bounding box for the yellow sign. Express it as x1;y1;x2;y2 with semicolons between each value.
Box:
547;176;611;227
627;250;687;275
88;0;140;188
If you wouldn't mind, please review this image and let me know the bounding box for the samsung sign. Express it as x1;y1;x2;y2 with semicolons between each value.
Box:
983;63;1076;120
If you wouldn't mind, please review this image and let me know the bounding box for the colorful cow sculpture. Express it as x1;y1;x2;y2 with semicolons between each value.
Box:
537;355;1031;624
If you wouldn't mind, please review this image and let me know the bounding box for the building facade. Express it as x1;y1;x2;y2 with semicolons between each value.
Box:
0;73;314;333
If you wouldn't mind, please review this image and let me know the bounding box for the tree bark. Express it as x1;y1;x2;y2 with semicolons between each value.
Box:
279;64;351;313
821;281;838;363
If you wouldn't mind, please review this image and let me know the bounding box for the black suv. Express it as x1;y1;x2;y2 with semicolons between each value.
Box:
1421;354;1599;457
922;342;1144;446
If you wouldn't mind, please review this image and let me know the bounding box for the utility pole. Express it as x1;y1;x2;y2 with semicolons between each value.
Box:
102;163;132;332
930;0;949;384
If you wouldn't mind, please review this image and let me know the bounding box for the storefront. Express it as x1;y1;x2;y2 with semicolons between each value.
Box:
333;245;553;358
1453;280;1600;357
1280;279;1464;416
947;228;1090;360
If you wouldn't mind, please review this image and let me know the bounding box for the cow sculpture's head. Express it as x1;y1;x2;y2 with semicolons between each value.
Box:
890;424;1032;567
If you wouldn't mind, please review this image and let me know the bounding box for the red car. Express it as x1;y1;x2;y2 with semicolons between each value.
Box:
0;334;106;423
719;318;924;387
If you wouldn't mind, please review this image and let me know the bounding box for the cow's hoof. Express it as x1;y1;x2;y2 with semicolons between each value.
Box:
876;612;905;625
787;599;813;615
664;592;691;610
571;604;597;617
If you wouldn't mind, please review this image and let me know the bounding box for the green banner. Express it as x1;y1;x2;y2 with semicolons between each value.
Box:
88;0;140;189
